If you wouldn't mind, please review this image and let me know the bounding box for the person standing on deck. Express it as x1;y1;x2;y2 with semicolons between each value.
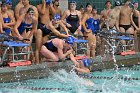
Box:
50;0;62;19
1;1;15;35
117;0;134;34
19;0;38;19
100;0;112;30
61;1;82;35
131;1;140;51
81;3;96;58
15;0;24;20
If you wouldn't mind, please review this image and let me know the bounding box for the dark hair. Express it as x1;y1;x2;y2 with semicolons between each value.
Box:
124;0;131;3
1;1;7;7
27;7;34;14
86;3;92;7
80;5;84;9
105;0;111;5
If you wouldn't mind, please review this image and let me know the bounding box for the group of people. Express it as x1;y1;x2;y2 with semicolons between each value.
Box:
0;0;139;74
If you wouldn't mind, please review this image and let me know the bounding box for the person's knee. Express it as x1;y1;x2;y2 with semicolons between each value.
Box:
52;57;59;61
35;29;42;37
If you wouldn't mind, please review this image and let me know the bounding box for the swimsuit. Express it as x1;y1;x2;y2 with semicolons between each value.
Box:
66;12;79;34
3;17;11;34
44;41;58;52
18;19;33;34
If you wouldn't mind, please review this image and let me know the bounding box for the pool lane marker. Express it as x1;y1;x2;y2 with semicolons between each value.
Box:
0;85;102;92
79;74;140;80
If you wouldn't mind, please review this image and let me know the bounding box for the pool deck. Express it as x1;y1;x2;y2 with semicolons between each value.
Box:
0;53;140;83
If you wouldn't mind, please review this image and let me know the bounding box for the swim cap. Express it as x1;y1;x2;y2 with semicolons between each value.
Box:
5;0;12;5
53;14;61;20
46;0;51;4
83;58;91;67
133;1;138;4
1;1;7;7
115;0;121;6
66;36;75;45
69;1;76;4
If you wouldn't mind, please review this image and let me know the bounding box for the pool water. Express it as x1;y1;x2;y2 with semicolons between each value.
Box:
0;65;140;93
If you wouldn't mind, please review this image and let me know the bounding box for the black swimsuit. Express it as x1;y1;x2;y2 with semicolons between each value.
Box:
133;14;139;27
44;41;58;52
66;12;79;34
119;24;131;31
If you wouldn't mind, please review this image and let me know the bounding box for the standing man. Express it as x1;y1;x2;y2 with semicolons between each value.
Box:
19;0;38;19
15;0;24;20
100;0;112;29
118;0;134;34
52;0;62;16
108;0;122;29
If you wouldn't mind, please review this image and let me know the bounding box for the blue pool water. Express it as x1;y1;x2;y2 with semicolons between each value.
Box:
0;65;140;93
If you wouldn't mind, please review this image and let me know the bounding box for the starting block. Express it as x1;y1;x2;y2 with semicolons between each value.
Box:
74;39;88;56
75;55;89;60
8;61;31;67
1;41;32;66
120;50;136;56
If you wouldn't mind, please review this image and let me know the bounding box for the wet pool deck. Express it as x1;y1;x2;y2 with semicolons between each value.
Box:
0;53;140;83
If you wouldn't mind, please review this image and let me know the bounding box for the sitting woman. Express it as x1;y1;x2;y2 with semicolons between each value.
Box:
14;7;38;43
1;1;15;35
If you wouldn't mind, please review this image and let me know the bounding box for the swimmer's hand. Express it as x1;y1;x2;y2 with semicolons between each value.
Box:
86;29;92;33
74;62;80;68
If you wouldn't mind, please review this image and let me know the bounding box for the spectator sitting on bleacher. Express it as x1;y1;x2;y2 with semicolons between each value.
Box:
1;1;15;35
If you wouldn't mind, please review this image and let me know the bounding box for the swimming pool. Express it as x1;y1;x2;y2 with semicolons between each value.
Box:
0;65;140;93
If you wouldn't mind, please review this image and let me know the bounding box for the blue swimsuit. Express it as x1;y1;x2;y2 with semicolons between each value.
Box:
18;19;33;35
3;17;11;34
93;19;100;31
86;17;95;34
44;41;58;52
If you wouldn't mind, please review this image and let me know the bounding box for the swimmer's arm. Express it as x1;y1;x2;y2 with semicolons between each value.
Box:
49;4;56;15
57;45;73;60
69;53;79;67
131;13;137;30
27;18;38;39
115;12;120;31
138;14;140;30
32;6;39;19
75;67;90;74
15;6;20;20
14;15;25;37
78;11;82;30
6;12;15;26
81;13;89;32
37;3;45;15
61;10;67;21
59;20;69;35
49;22;69;38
